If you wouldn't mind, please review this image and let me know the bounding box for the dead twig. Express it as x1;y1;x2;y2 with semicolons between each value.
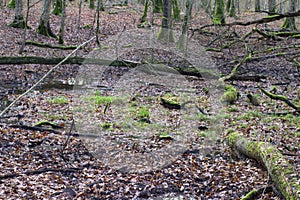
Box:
0;167;83;180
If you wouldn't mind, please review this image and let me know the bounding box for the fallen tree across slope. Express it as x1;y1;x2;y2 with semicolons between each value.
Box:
227;132;300;200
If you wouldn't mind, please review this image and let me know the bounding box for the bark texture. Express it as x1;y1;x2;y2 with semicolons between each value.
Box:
227;132;300;200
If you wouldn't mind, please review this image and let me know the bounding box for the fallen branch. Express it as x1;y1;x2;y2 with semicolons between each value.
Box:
241;186;273;200
0;167;83;180
219;53;252;82
227;132;300;200
0;36;96;117
260;87;300;112
194;10;300;30
19;40;78;50
9;124;63;134
0;56;135;66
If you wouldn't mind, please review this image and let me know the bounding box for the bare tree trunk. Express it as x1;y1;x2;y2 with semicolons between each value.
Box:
76;0;83;56
18;0;30;54
9;0;25;28
213;0;225;24
268;0;276;13
37;0;57;38
172;0;180;21
177;0;190;50
95;0;101;46
52;0;62;16
138;0;148;27
282;0;297;30
90;0;95;9
58;0;66;44
153;0;162;13
157;0;174;42
255;0;261;11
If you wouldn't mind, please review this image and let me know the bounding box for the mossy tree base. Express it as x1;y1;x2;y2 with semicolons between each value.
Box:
227;132;300;200
177;34;186;50
282;17;297;31
9;15;26;29
157;28;175;43
37;21;57;38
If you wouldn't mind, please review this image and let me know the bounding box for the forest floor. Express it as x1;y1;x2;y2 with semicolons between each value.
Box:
0;2;299;199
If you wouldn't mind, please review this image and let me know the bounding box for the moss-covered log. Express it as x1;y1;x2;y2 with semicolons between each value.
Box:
227;132;300;200
21;40;77;49
0;56;219;78
0;56;137;66
260;87;300;112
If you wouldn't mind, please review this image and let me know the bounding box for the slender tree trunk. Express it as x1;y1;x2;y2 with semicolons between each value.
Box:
58;0;66;44
37;0;57;38
153;0;162;13
89;0;95;9
282;0;297;30
268;0;276;13
171;0;180;21
157;0;174;42
213;0;225;24
96;0;101;46
228;0;236;17
76;0;83;56
255;0;260;11
188;0;194;17
177;0;190;50
52;0;62;16
138;0;148;27
19;0;30;54
9;0;25;28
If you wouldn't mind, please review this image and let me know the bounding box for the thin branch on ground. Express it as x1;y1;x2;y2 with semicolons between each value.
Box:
0;167;83;180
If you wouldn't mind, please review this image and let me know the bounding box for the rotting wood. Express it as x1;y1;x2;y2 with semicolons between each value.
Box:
227;132;300;200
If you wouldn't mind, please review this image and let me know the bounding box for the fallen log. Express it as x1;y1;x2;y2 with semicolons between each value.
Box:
0;56;138;66
0;56;219;78
227;132;300;200
260;87;300;112
19;40;78;50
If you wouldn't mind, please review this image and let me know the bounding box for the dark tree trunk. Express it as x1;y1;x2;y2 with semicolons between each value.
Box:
157;0;174;42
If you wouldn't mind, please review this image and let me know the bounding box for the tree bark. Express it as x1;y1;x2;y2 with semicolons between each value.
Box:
9;0;26;29
268;0;276;13
213;0;225;24
52;0;62;16
157;0;175;42
37;0;56;38
138;0;148;27
282;0;297;31
227;132;300;200
58;0;66;44
177;0;190;50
